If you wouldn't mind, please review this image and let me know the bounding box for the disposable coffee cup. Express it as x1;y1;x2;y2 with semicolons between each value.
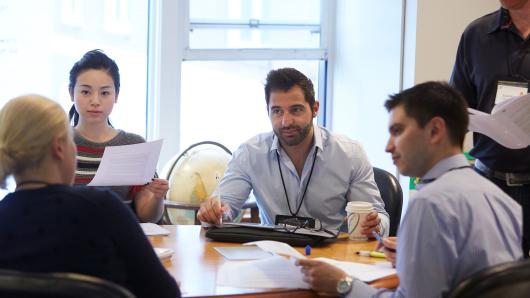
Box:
345;201;374;241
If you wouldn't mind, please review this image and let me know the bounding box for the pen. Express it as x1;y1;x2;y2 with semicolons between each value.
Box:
215;173;223;225
356;250;386;258
305;245;312;256
372;230;396;253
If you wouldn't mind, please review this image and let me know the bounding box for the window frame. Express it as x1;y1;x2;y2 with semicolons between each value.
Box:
147;0;335;167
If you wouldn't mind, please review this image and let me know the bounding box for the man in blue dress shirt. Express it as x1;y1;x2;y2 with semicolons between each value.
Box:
198;67;389;235
297;81;523;297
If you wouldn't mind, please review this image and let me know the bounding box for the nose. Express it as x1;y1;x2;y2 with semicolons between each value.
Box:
89;94;101;106
385;137;394;153
281;113;294;127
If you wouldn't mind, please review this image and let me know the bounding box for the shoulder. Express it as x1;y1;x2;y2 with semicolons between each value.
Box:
462;9;500;37
319;127;367;158
111;130;146;145
234;131;275;156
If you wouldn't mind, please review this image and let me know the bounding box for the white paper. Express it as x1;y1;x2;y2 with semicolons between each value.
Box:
216;255;310;289
315;258;396;282
214;246;272;260
154;247;174;260
243;240;306;259
467;94;530;149
87;139;164;186
140;223;170;236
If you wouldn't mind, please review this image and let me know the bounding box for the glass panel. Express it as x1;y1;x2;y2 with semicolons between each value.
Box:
190;0;321;49
190;0;320;24
180;60;320;153
190;28;320;49
0;0;148;199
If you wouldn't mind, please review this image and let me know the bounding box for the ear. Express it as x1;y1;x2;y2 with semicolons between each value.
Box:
312;100;320;117
428;117;446;144
115;93;119;103
51;135;66;161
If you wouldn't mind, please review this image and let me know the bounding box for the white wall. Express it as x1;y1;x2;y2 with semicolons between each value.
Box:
404;0;499;86
331;0;500;213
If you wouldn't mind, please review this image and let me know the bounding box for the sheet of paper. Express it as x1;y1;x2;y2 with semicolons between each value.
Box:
87;139;164;186
216;255;309;289
140;223;171;236
467;94;530;149
214;246;273;260
316;257;396;282
154;247;174;260
244;240;306;259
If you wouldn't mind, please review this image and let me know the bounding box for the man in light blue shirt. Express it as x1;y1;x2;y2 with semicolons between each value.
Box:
297;81;523;297
197;68;389;235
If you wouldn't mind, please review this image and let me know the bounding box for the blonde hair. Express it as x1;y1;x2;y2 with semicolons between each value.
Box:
0;94;70;188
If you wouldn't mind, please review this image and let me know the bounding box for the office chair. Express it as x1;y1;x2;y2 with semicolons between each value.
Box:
0;269;135;298
448;259;530;298
373;167;403;236
161;141;232;225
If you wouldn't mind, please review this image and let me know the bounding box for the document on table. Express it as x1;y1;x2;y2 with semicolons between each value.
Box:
315;258;396;282
217;255;309;289
214;246;272;260
216;240;396;289
87;139;164;186
468;94;530;149
140;223;171;236
154;247;174;261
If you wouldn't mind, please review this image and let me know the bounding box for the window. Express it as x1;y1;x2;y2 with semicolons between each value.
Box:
0;0;149;198
149;0;332;165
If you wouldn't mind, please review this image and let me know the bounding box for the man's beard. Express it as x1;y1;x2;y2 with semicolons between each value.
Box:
275;121;312;147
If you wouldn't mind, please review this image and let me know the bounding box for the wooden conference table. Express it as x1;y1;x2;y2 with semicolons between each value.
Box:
149;225;398;297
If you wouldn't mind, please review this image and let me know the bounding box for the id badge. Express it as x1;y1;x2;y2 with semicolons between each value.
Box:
495;80;528;105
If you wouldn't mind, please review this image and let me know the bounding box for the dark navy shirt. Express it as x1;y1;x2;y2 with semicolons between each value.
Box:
450;7;530;173
0;185;180;298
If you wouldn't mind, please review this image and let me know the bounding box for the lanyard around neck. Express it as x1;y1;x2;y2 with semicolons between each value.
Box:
276;149;318;216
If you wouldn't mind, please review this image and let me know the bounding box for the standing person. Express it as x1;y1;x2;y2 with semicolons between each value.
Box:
297;82;522;297
69;49;167;223
198;67;389;235
0;94;180;298
450;0;530;256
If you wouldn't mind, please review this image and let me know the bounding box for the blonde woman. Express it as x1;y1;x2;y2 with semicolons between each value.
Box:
0;95;180;298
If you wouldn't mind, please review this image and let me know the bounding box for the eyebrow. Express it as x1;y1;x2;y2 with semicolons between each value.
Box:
78;84;113;89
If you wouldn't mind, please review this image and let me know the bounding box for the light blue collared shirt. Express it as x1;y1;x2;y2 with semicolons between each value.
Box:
348;154;523;298
220;125;389;232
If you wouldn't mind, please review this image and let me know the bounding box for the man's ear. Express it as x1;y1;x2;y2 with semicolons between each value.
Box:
312;100;320;117
429;117;446;144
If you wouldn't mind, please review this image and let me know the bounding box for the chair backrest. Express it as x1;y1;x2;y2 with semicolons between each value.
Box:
448;259;530;298
372;167;403;236
0;269;136;298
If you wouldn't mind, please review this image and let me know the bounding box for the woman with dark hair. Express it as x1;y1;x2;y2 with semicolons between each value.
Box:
69;49;167;223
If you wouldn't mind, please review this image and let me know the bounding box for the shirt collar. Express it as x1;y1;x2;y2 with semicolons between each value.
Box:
488;7;512;34
420;154;469;182
270;123;323;154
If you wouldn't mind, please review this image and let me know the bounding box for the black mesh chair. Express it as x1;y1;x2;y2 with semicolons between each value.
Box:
448;259;530;298
373;167;403;236
0;269;135;298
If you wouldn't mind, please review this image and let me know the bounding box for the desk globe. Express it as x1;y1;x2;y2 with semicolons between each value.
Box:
162;141;232;224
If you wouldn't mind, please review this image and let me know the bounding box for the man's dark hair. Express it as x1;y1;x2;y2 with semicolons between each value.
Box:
384;81;469;147
264;68;315;111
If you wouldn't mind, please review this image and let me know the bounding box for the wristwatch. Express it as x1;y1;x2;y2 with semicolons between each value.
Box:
336;275;353;296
